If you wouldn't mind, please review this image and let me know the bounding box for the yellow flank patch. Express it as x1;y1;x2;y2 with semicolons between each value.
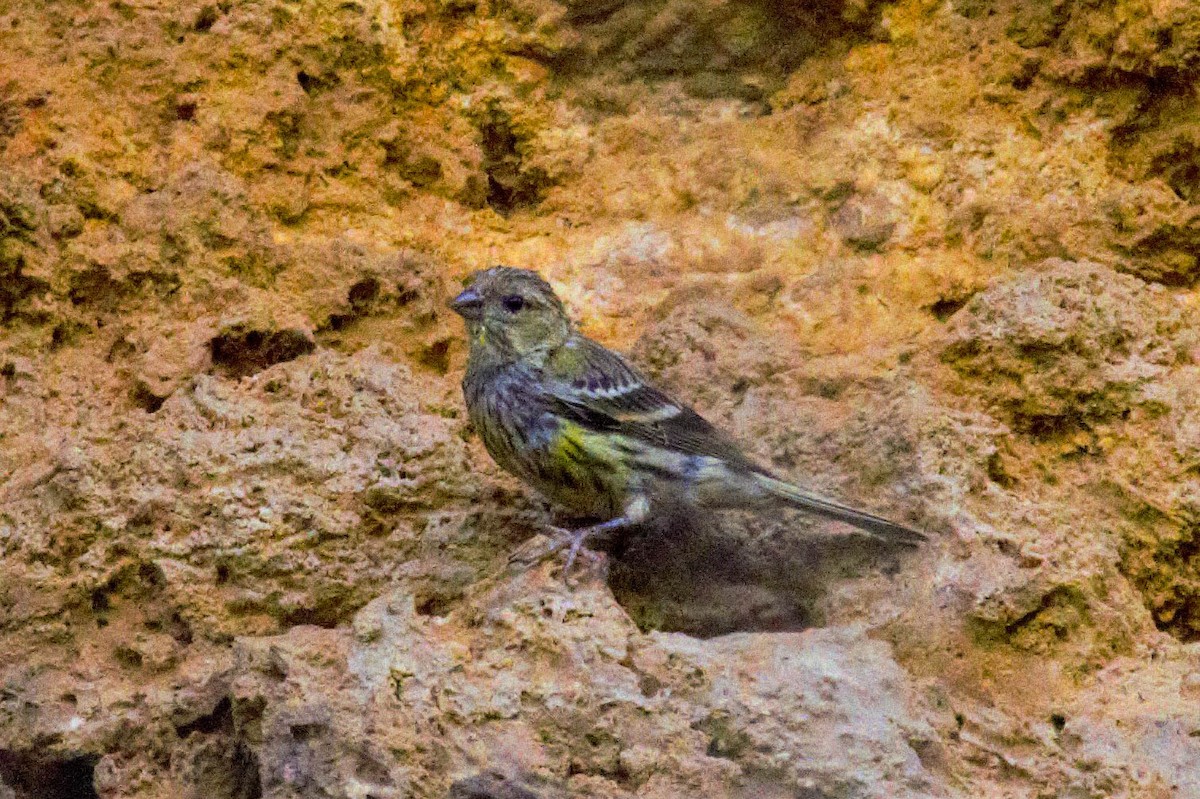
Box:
551;420;590;465
538;421;631;517
552;421;623;471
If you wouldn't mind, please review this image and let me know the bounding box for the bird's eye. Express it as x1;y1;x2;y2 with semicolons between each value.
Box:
501;294;525;313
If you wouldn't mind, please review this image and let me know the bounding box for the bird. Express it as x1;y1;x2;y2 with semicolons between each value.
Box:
449;266;925;572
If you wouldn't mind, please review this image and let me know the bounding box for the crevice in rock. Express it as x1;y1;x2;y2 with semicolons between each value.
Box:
0;179;48;324
176;697;235;738
0;750;99;799
288;722;325;743
1001;586;1085;641
1103;73;1200;285
296;69;341;96
67;265;127;309
172;697;264;799
0;262;48;324
1120;512;1200;642
382;138;443;188
278;595;364;630
476;107;551;216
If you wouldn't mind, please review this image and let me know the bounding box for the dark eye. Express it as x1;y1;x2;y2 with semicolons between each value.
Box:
501;294;525;313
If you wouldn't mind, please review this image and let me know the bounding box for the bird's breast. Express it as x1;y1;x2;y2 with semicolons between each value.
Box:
462;366;627;519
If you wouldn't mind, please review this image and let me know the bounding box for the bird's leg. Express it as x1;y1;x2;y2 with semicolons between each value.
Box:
511;495;650;576
556;517;625;573
562;494;650;572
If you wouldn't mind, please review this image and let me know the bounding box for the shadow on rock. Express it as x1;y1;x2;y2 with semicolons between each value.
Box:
601;505;914;637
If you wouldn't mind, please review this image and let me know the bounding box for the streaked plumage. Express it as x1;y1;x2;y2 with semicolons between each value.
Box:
450;266;925;570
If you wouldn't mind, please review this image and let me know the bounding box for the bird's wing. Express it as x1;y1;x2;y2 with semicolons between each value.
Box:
542;335;757;468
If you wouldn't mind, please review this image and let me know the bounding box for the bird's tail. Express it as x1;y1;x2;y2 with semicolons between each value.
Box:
752;473;926;546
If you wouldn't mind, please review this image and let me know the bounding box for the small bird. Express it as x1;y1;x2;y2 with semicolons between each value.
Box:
450;266;925;571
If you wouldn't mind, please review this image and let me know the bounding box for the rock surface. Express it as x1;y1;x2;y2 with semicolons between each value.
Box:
3;0;1200;797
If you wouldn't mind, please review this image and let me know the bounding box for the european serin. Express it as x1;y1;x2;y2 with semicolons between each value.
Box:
450;266;925;570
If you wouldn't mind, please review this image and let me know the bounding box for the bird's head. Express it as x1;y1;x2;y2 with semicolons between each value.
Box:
449;266;571;365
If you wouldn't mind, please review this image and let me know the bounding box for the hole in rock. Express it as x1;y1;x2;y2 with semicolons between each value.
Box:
193;5;218;31
416;338;451;374
0;750;99;799
129;381;167;413
321;278;384;333
414;590;460;617
928;294;972;322
210;327;315;379
289;723;325;742
347;277;380;311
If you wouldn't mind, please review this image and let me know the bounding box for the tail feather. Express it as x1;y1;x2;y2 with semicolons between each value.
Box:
753;473;926;546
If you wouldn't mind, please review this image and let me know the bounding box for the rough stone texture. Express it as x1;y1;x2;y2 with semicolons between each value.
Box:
4;0;1200;797
224;582;940;799
942;259;1198;436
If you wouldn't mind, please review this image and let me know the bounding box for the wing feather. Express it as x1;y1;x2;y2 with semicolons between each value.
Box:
543;336;756;469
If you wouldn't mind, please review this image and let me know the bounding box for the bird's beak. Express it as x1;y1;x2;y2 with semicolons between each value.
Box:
449;287;483;320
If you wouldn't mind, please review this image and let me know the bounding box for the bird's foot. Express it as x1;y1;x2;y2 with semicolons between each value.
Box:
557;525;596;574
507;522;614;579
509;509;642;581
